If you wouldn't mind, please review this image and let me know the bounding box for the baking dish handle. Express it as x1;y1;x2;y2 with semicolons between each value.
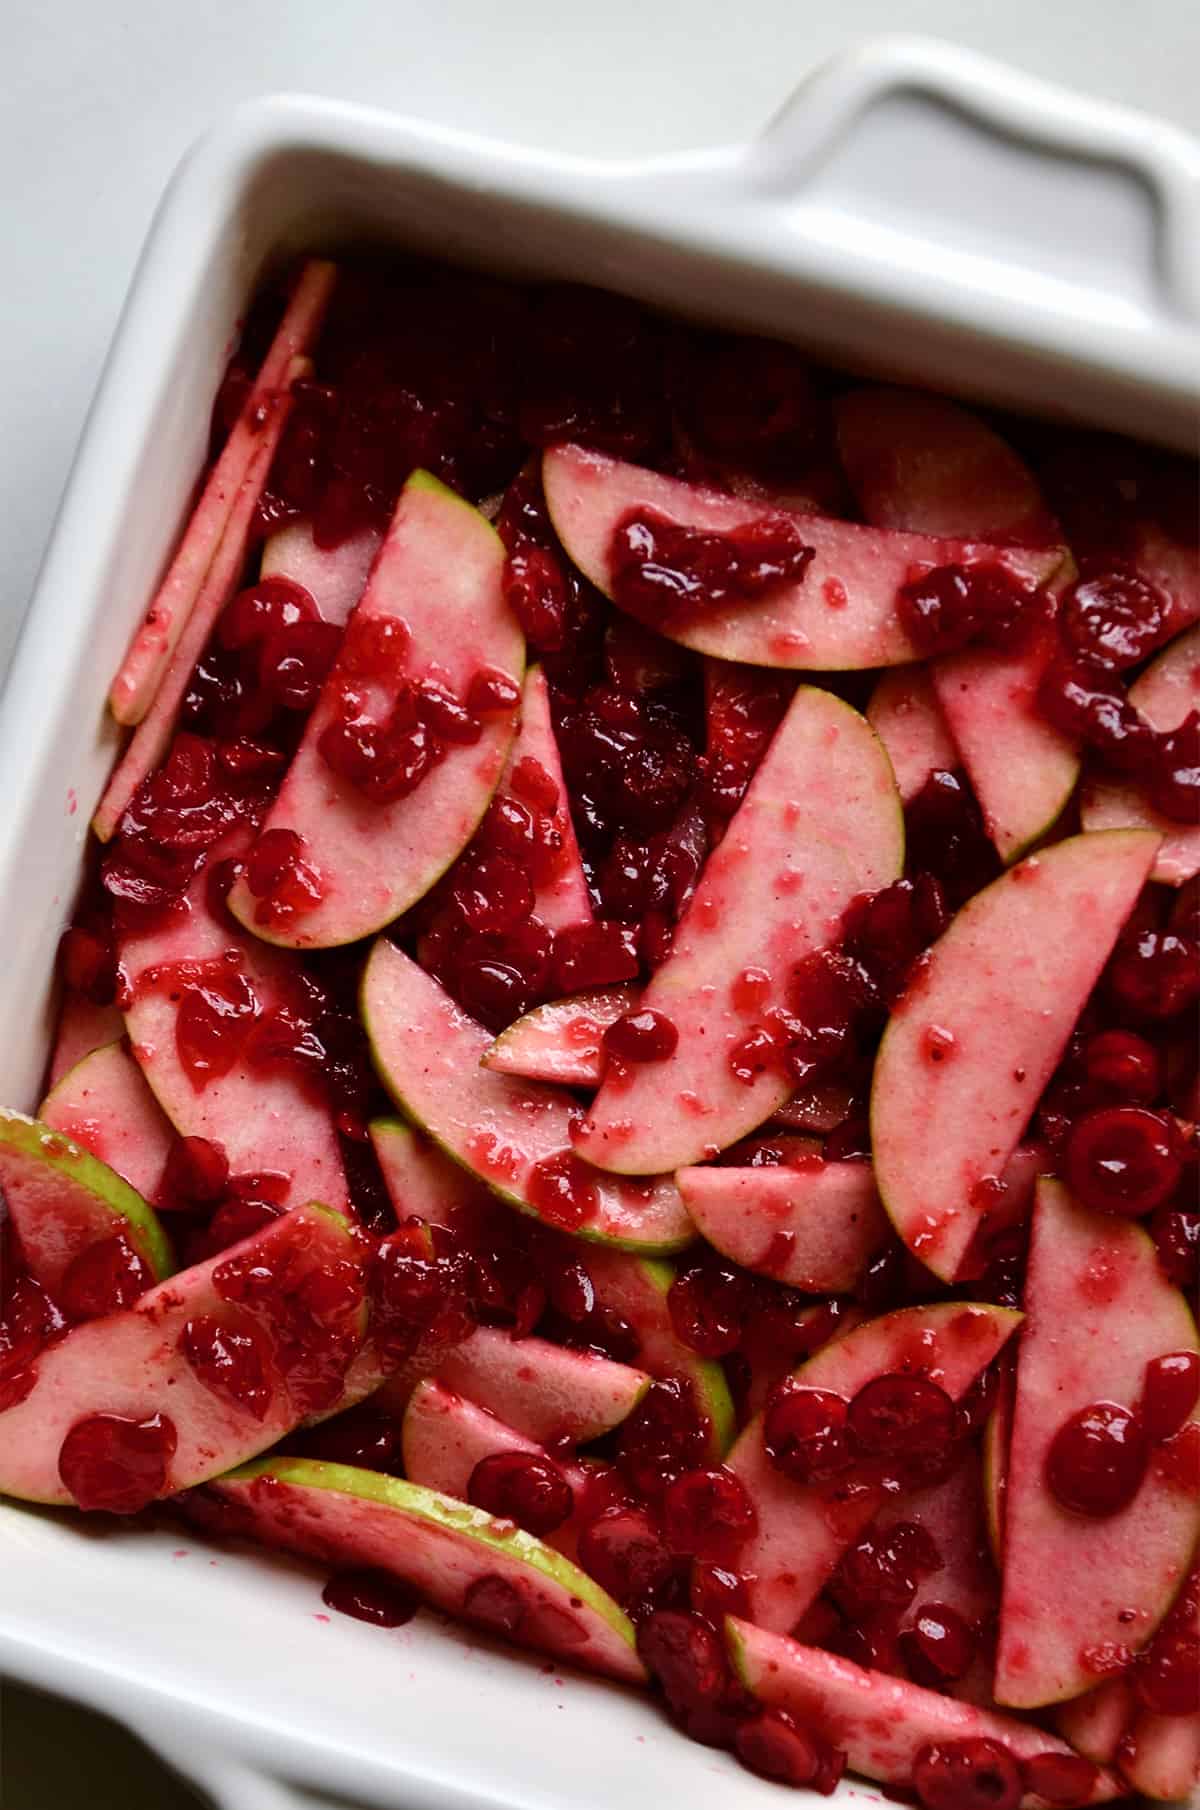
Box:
743;36;1200;324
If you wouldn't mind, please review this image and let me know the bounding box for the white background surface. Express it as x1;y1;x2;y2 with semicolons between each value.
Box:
0;4;1196;1806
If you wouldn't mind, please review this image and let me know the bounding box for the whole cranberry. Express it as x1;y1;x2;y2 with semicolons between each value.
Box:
762;1383;852;1483
736;1708;845;1794
1065;1107;1183;1216
1107;928;1199;1020
1021;1752;1102;1807
661;1466;757;1562
846;1373;957;1457
1059;571;1167;671
467;1451;574;1536
911;1739;1022;1810
1045;1401;1147;1516
636;1609;727;1711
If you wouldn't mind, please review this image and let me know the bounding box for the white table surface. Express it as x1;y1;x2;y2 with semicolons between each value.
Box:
1;3;1196;1805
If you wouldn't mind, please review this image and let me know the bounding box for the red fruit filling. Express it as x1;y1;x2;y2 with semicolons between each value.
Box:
525;1152;600;1232
609;507;815;622
576;1506;674;1608
322;1567;420;1628
1064;1107;1183;1216
1076;1029;1161;1106
181;1312;274;1421
159;1134;230;1206
762;1383;852;1484
617;1377;711;1504
661;1466;757;1562
912;1738;1022;1810
58;1234;152;1323
57;1412;177;1513
1108;928;1200;1020
1142;1350;1200;1444
1045;1401;1147;1516
57;924;117;1004
690;1562;753;1624
897;562;1038;656
667;1261;750;1358
467;1451;574;1536
1058;570;1166;671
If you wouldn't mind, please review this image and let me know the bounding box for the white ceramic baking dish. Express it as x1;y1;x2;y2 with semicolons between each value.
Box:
1;36;1197;1810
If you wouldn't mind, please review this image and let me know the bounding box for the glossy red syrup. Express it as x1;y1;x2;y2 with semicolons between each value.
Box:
59;1234;152;1323
322;1567;419;1628
609;507;814;623
181;1313;274;1421
58;1412;177;1512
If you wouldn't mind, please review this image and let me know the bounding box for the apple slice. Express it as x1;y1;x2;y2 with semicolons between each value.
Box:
203;1456;644;1683
867;668;959;803
677;1159;889;1293
362;939;692;1252
225;471;523;948
94;357;307;842
574;687;903;1176
47;998;125;1089
1116;1562;1200;1800
0;1108;173;1299
40;1041;174;1200
259;518;381;626
0;1204;364;1505
109;260;336;726
369;1117;498;1240
872;829;1160;1282
498;665;592;931
1083;626;1200;886
482;987;635;1087
726;1622;1122;1804
727;1301;1021;1632
1054;1684;1136;1768
833;388;1061;545
542;444;1063;670
996;1179;1200;1708
120;838;348;1213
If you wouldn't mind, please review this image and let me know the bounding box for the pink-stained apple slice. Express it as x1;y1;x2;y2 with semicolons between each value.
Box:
40;1041;174;1200
258;518;381;627
482;988;635;1087
871;829;1160;1282
1115;1562;1200;1800
677;1158;889;1293
1083;626;1200;886
867;668;960;803
362;940;692;1253
574;687;903;1176
201;1456;644;1683
499;665;592;931
226;471;523;948
47;999;126;1089
369;1117;499;1240
1054;1683;1136;1768
727;1301;1021;1632
94;357;307;843
542;444;1063;670
932;630;1080;862
0;1108;173;1299
0;1204;364;1505
834;389;1061;545
996;1179;1200;1709
726;1622;1122;1804
109;260;336;726
120;839;348;1213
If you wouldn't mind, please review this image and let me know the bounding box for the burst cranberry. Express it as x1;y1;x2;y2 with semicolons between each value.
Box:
258;620;342;712
1077;1029;1161;1105
1037;658;1154;771
338;614;411;682
58;1235;152;1322
1021;1752;1101;1807
690;1562;753;1624
912;1739;1022;1810
480;794;536;862
1059;571;1167;671
467;1451;574;1536
174;969;259;1091
847;1373;956;1457
578;1507;674;1607
415;680;483;745
1146;711;1200;823
1151;1206;1200;1290
181;1313;273;1421
736;1709;843;1793
216;737;287;790
762;1383;852;1483
1133;1630;1200;1715
452;855;535;934
842;875;948;1000
300;1406;403;1472
617;1377;710;1502
510;755;559;815
467;667;521;716
526;1152;599;1231
322;1568;419;1628
832;1522;941;1619
905;769;1001;910
1046;1401;1147;1515
661;1466;757;1562
900;1602;975;1684
783;948;878;1083
1065;1107;1183;1216
503;547;571;652
57;1412;177;1513
160;1134;230;1205
1108;928;1200;1020
218;576;317;650
58;925;117;1003
1142;1351;1200;1445
552;921;640;993
667;1263;749;1357
370;1224;470;1357
603;1009;679;1063
610;507;814;619
637;1609;727;1710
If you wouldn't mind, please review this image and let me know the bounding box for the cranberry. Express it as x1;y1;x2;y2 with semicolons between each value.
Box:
900;1602;975;1684
1133;1629;1200;1715
174;968;259;1091
782;948;879;1083
603;1009;679;1063
905;770;1001;912
1021;1752;1101;1807
452;855;535;935
1108;928;1200;1020
762;1383;852;1484
181;1313;273;1421
1151;1206;1200;1291
504;547;572;652
370;1224;473;1359
842;875;948;1002
661;1466;757;1562
736;1709;843;1793
510;756;559;816
912;1739;1022;1810
526;1152;599;1231
637;1609;727;1710
258;620;342;712
57;925;117;1004
847;1373;957;1457
898;562;1035;656
1059;571;1167;671
58;1234;152;1322
690;1563;753;1624
466;667;521;716
321;1567;419;1628
1077;1029;1161;1106
218;576;318;650
578;1506;674;1607
415;680;483;745
159;1135;230;1206
299;1406;403;1473
1065;1107;1183;1216
1046;1401;1147;1515
552;921;640;993
338;614;411;682
677;333;822;468
831;1522;941;1620
1037;658;1154;771
467;1451;574;1536
617;1377;711;1502
610;507;814;622
57;1412;177;1513
1145;711;1200;824
1142;1351;1200;1444
667;1263;749;1357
